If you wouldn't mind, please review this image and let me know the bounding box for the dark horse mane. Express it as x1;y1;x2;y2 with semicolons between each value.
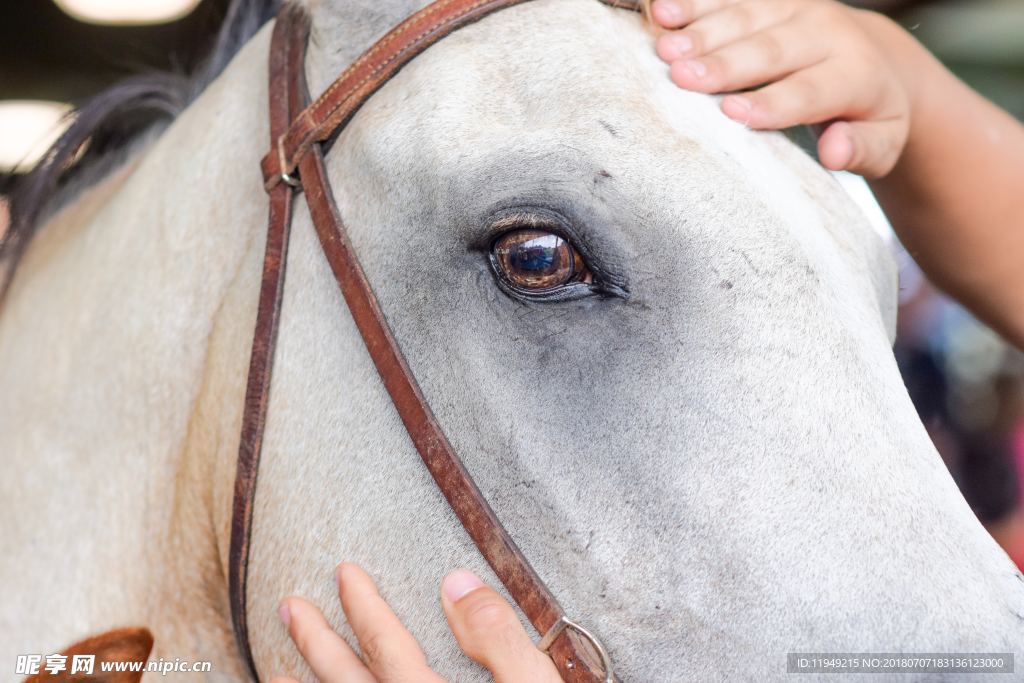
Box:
0;0;281;300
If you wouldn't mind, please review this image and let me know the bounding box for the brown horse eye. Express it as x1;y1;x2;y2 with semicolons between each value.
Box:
492;230;590;291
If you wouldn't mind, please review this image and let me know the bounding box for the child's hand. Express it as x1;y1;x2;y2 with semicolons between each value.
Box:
651;0;921;178
271;563;561;683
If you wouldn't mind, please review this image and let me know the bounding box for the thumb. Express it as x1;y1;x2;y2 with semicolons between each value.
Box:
440;570;560;683
818;120;906;179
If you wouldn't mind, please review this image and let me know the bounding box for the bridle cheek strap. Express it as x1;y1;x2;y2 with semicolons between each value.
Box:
228;6;306;680
231;0;640;680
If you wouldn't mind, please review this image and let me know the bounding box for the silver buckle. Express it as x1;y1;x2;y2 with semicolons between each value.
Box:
278;134;300;188
538;615;613;682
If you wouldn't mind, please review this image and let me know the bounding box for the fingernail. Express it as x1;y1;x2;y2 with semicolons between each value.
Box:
335;562;347;586
654;0;682;23
670;34;693;55
683;60;706;78
278;601;291;626
722;95;754;123
723;95;752;113
443;569;484;603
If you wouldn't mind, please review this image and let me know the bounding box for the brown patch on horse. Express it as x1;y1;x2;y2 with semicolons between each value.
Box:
23;627;153;683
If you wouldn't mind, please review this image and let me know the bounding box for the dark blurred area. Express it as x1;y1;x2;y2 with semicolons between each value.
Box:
0;0;1022;566
0;0;230;103
0;0;231;196
896;259;1024;568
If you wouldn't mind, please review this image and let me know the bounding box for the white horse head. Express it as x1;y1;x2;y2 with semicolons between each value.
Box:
1;0;1021;679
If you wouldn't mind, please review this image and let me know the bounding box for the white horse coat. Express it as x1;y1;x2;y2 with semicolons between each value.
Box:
1;0;1022;680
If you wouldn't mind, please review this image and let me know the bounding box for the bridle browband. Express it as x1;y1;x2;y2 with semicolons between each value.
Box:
230;1;641;680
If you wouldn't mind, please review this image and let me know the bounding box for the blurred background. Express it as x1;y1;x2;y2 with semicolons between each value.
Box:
1;0;1022;568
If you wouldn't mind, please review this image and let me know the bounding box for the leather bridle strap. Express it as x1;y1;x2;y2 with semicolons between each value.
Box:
228;4;309;680
263;0;535;190
232;0;640;680
260;0;641;189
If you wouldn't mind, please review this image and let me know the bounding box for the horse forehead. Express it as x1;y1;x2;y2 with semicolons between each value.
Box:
347;0;894;311
349;2;747;193
356;1;672;129
359;1;779;184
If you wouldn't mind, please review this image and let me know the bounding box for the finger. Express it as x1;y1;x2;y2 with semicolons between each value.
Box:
441;570;560;683
669;21;828;94
280;597;376;683
817;121;855;171
336;563;441;682
656;0;797;62
650;0;745;29
818;120;905;178
718;62;859;129
269;678;301;683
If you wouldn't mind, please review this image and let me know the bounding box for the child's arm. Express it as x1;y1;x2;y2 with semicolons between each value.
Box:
651;0;1024;348
864;13;1024;348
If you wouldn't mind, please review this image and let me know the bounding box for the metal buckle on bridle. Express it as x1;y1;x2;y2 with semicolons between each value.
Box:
538;615;614;682
278;134;301;188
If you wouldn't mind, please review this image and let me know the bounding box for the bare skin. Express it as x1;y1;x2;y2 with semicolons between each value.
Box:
652;0;1024;349
275;3;1024;678
271;564;560;682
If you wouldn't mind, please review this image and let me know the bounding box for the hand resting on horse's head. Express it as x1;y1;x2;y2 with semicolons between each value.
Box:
271;564;559;683
651;0;1024;349
651;0;916;178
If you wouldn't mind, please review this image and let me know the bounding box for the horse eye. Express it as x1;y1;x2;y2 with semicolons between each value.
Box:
491;229;592;291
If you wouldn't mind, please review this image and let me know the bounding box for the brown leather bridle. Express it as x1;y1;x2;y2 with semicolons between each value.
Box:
230;1;641;680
